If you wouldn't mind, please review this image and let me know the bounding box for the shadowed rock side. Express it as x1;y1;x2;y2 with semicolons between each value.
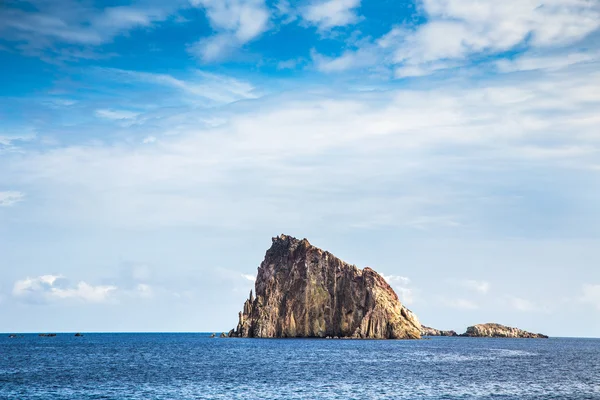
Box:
421;326;458;337
229;235;421;339
461;323;548;338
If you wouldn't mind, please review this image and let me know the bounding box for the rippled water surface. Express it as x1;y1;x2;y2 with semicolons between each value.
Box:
1;334;599;399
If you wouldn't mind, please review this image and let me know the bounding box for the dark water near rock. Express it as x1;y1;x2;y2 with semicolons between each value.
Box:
1;334;599;399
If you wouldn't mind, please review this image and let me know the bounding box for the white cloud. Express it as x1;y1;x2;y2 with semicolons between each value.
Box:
241;274;256;282
497;51;600;73
0;191;25;207
396;287;414;306
461;280;490;294
12;275;116;303
381;274;413;305
95;109;140;120
50;282;117;303
446;298;479;310
302;0;362;30
189;0;270;62
381;274;411;286
13;275;62;295
580;284;600;310
319;0;600;76
387;0;600;73
189;34;238;63
143;136;157;144
132;283;153;299
394;60;464;78
406;215;462;230
507;296;539;312
275;0;298;24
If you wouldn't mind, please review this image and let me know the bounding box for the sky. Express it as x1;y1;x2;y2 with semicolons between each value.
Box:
1;0;599;337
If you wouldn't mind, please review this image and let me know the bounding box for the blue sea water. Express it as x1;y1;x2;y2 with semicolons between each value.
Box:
1;334;599;399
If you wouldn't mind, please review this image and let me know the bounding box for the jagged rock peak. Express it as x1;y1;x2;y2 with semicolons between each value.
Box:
230;234;421;339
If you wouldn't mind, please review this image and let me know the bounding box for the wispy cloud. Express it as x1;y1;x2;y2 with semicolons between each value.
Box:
3;64;599;231
381;274;413;305
580;284;600;311
396;287;415;306
0;191;25;207
461;280;490;294
101;68;260;105
0;134;36;153
0;0;184;59
507;296;539;312
445;298;479;310
406;215;462;231
277;58;303;70
497;51;600;73
95;109;141;120
128;283;154;299
311;45;378;73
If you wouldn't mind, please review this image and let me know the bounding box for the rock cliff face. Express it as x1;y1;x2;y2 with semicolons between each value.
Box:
461;323;548;338
421;326;458;337
230;235;421;339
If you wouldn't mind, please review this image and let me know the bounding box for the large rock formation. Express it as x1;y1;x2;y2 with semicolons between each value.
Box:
421;325;458;337
461;323;548;338
230;234;421;339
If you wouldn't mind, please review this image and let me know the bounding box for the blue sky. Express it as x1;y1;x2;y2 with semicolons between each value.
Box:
1;0;600;336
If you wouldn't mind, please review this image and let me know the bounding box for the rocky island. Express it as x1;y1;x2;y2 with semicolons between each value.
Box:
421;323;548;338
421;326;458;337
229;234;421;339
460;323;549;338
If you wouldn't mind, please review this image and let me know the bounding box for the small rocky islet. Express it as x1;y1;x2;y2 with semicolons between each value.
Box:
228;234;549;340
461;323;548;338
421;324;548;338
420;326;459;337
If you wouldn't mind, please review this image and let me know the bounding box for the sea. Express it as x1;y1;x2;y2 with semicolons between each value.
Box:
1;333;598;399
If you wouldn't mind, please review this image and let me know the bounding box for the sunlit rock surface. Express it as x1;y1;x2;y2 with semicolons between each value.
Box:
230;235;421;339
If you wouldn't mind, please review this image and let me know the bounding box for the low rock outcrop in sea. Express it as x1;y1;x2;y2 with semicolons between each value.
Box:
38;333;57;337
229;234;421;339
460;323;548;338
421;325;458;337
